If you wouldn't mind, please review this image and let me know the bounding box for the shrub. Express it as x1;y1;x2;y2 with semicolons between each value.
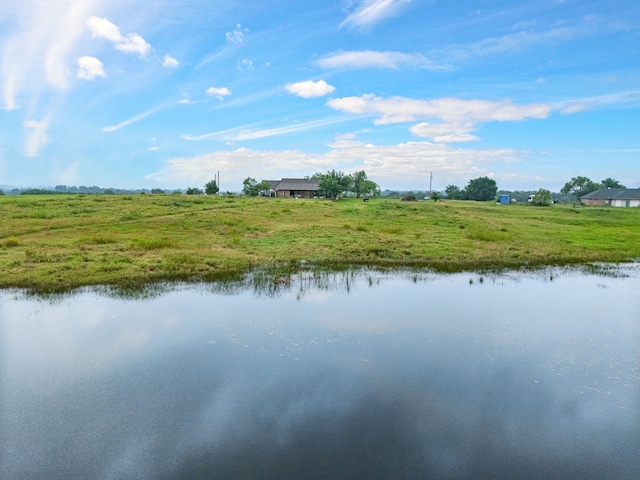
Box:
3;237;20;247
531;188;552;206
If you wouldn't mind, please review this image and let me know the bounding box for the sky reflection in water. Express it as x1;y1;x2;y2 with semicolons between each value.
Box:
1;266;639;479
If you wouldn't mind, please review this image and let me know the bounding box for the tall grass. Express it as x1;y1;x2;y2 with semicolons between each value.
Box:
0;193;638;292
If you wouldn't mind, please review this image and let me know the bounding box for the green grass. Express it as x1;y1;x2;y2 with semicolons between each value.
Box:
0;193;639;292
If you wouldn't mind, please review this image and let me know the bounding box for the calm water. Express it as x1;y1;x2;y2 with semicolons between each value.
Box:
1;265;639;479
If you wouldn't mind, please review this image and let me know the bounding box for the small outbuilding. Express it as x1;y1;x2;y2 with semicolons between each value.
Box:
580;188;640;207
499;194;510;205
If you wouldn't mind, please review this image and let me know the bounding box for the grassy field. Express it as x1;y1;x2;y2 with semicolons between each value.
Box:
1;193;639;292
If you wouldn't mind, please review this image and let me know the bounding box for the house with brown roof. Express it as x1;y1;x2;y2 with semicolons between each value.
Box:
580;188;640;207
267;178;320;198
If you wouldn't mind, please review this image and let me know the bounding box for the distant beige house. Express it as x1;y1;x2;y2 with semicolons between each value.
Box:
580;188;640;207
267;178;320;198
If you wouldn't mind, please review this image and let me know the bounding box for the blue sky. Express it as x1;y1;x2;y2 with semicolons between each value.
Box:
1;0;639;192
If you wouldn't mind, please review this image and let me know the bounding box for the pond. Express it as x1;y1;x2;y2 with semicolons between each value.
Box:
1;265;639;479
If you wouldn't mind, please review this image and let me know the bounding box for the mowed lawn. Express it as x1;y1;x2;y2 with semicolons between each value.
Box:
1;193;639;291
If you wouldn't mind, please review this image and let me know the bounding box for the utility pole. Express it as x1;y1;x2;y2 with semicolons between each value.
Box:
429;172;433;197
217;171;220;195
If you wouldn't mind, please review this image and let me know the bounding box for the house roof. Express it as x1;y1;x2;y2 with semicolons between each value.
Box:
581;188;640;200
270;178;320;191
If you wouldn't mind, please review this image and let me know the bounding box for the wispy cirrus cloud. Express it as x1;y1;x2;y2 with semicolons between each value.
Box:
181;116;355;142
315;50;450;71
87;16;151;58
285;80;335;98
327;94;552;142
554;89;640;114
23;117;50;157
102;105;163;132
1;0;96;109
341;0;413;31
436;16;608;63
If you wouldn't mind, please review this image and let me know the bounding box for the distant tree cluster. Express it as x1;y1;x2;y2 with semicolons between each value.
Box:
445;176;498;201
6;185;168;195
381;189;431;198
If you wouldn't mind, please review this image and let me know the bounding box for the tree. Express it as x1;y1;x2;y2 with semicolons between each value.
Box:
361;179;380;197
256;180;272;196
317;170;353;199
445;184;464;200
560;176;599;198
600;177;626;189
530;188;552;206
464;176;497;201
151;188;165;194
430;191;441;202
205;179;219;195
242;177;259;196
349;171;378;198
242;178;272;196
186;187;203;195
0;189;4;195
350;171;380;198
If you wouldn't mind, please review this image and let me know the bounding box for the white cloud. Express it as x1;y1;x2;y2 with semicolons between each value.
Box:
77;56;106;80
315;51;449;71
285;80;335;98
87;16;123;43
23;117;49;157
205;86;231;100
115;33;151;57
341;0;412;31
237;59;254;72
162;55;180;68
87;16;151;58
327;94;552;142
226;24;246;43
147;139;522;190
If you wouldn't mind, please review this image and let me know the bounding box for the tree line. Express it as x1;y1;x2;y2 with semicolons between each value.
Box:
560;176;625;198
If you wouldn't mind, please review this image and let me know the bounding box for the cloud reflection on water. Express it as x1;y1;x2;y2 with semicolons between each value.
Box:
1;265;639;479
